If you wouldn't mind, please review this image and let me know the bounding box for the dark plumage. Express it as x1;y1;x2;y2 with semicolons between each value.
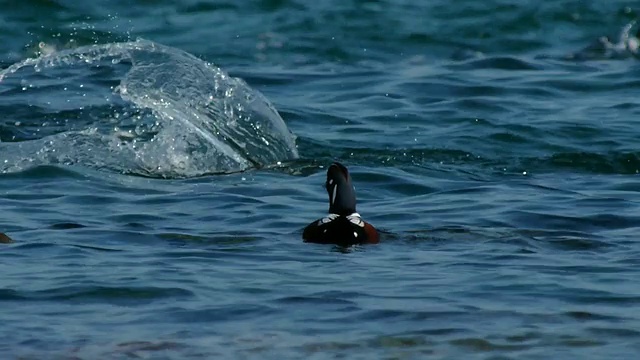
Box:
303;162;379;246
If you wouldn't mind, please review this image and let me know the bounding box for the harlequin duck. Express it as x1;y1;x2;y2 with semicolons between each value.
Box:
303;162;379;246
0;232;13;244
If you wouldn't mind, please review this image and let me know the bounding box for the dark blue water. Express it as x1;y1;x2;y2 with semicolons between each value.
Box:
2;1;640;358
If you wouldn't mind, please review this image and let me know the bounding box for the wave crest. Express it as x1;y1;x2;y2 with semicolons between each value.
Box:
0;39;298;177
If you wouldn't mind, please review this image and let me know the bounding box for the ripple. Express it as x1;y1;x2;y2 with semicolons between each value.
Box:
3;286;194;303
0;165;87;179
564;311;621;321
449;55;544;70
48;222;86;230
450;337;531;352
162;304;277;323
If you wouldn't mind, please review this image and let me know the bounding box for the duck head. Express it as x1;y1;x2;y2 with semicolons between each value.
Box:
325;162;357;216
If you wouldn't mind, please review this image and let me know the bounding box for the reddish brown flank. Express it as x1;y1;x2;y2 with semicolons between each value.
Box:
363;222;379;244
0;232;14;244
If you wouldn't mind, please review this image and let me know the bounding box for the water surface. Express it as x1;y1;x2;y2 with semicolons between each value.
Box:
1;1;640;358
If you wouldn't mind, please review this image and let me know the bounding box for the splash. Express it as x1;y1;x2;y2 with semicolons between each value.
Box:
0;39;298;177
564;21;639;61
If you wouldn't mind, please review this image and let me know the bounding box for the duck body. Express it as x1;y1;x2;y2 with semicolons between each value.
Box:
303;162;379;246
303;212;379;246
